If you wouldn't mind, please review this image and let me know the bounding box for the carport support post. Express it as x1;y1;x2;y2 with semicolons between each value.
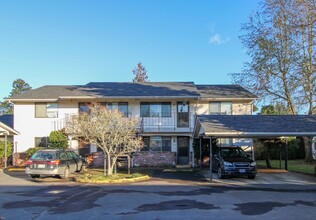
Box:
4;133;8;169
285;138;288;171
128;156;131;175
209;137;213;181
199;137;202;172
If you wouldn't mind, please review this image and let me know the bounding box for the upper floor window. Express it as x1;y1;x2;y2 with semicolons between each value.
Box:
140;102;171;117
100;102;128;117
209;102;232;115
79;102;91;113
35;103;58;118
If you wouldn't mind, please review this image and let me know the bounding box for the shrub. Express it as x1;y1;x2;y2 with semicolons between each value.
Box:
26;147;41;158
0;141;13;165
49;130;68;149
254;137;305;160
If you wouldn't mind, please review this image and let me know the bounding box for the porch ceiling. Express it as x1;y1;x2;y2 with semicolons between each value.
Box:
194;115;316;138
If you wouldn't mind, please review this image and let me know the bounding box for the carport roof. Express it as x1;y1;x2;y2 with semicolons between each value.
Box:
194;115;316;138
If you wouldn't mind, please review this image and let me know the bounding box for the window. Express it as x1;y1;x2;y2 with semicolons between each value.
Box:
218;138;232;147
142;136;171;152
79;102;91;113
140;102;171;117
209;102;232;115
99;102;128;116
35;137;49;147
35;103;58;118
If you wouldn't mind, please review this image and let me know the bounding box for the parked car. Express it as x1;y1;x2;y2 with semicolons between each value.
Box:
212;146;257;179
25;149;86;179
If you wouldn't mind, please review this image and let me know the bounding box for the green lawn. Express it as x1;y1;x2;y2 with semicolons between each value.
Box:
256;160;315;174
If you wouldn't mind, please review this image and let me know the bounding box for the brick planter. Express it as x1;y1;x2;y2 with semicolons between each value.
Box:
132;151;176;167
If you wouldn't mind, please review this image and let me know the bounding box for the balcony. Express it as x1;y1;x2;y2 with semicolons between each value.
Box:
140;112;195;133
52;112;195;134
51;113;76;131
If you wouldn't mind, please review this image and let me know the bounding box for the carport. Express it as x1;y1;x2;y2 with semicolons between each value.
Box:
0;121;19;168
193;115;316;180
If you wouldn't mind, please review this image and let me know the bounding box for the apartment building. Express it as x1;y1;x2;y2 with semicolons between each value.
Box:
9;82;257;166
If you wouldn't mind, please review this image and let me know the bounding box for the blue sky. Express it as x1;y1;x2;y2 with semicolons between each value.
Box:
0;0;259;98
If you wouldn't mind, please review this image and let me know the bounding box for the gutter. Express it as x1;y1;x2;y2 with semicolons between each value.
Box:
200;97;258;101
58;96;201;100
8;99;58;102
204;132;316;138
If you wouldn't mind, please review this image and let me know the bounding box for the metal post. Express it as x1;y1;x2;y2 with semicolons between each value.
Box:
4;133;8;169
128;156;131;175
209;137;213;181
199;137;202;171
14;141;17;166
279;144;282;169
285;138;288;170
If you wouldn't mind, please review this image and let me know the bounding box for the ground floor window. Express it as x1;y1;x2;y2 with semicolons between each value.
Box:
34;137;49;147
218;138;232;147
142;136;171;152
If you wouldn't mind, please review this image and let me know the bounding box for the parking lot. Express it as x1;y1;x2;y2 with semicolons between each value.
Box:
0;169;315;219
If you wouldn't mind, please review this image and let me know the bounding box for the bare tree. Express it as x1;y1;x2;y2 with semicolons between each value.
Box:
132;62;149;82
231;0;316;162
233;0;315;114
65;105;143;176
290;0;316;115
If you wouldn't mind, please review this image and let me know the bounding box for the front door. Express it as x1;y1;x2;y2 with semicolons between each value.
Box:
177;102;189;127
177;137;189;165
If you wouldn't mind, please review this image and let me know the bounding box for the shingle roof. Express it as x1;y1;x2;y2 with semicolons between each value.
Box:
9;82;257;101
196;85;257;99
196;115;316;137
0;114;19;135
10;82;201;100
82;82;200;98
0;114;13;128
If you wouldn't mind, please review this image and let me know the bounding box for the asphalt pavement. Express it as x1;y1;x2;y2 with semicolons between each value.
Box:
0;168;315;219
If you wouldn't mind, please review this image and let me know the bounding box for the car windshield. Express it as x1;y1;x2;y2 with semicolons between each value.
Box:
31;151;58;160
220;148;248;158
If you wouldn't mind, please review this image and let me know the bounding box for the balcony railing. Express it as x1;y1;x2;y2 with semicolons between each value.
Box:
52;112;195;133
140;112;195;132
51;113;76;131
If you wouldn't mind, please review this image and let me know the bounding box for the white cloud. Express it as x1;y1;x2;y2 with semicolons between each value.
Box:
208;34;230;45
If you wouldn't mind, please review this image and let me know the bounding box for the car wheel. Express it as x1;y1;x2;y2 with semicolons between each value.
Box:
217;166;224;179
61;167;70;180
30;175;40;179
248;175;256;179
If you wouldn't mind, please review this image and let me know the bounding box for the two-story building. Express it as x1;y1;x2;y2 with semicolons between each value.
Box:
9;82;257;167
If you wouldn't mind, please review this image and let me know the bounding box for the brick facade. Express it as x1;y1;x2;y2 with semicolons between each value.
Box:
87;151;176;168
132;151;176;167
